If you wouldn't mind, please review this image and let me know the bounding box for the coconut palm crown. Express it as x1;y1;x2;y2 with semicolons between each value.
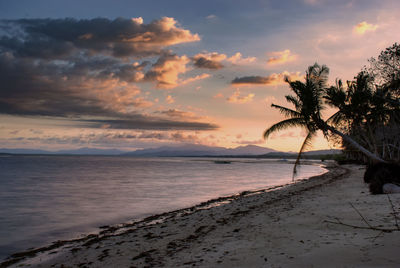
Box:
264;63;329;173
264;63;385;175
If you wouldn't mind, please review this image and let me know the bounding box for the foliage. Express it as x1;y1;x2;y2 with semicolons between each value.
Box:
264;45;400;171
366;43;400;97
263;63;330;173
326;44;400;163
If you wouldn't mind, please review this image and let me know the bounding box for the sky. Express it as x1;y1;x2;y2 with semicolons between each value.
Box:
0;0;399;152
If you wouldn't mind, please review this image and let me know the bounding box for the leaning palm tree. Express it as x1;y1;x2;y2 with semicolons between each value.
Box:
264;63;385;175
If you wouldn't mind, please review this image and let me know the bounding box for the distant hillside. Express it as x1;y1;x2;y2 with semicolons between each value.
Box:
0;147;125;155
123;144;276;157
0;148;53;154
259;149;342;159
56;147;125;155
0;146;340;157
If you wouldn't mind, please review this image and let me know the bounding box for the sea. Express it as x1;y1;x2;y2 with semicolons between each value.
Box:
0;155;327;260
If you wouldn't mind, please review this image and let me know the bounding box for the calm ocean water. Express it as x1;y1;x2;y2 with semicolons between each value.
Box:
0;155;326;260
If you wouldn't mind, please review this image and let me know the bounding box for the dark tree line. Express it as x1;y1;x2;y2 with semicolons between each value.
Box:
326;43;400;163
264;43;400;175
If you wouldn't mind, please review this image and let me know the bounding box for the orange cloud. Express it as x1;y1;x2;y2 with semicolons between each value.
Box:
166;95;175;104
145;54;190;88
227;52;256;64
122;17;200;52
74;78;154;113
231;71;302;86
180;73;211;86
353;21;378;35
227;89;255;103
267;49;297;65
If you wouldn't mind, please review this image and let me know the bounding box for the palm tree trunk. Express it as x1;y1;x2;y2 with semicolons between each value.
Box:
325;124;386;163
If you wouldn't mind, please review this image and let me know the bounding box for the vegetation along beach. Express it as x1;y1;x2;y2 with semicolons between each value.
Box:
0;0;400;267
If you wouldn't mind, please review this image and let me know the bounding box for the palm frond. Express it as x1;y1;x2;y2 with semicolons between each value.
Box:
326;111;345;126
285;95;301;110
263;118;305;139
271;104;301;118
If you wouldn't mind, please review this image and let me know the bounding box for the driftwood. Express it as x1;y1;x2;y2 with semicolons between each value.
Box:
324;197;400;233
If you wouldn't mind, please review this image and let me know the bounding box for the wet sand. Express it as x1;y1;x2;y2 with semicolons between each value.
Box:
2;164;400;267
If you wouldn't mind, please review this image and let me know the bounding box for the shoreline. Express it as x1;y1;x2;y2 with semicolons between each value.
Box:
0;157;326;261
5;163;400;267
1;163;344;267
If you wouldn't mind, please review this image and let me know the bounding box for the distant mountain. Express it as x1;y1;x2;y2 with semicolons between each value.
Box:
56;147;125;155
0;146;340;157
0;148;53;155
259;149;341;159
0;147;126;155
123;144;276;157
223;145;276;155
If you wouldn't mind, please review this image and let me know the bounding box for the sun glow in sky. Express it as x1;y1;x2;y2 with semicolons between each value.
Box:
0;0;399;152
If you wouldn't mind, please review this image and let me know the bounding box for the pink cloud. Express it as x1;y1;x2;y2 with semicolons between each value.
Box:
227;89;255;103
267;49;297;65
227;52;256;64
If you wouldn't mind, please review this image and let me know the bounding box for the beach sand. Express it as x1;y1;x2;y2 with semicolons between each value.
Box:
2;164;400;267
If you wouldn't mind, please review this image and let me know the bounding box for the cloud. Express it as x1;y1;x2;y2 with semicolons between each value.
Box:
192;52;226;69
165;95;175;104
179;73;210;86
353;21;378;35
235;139;265;145
227;89;255;103
5;130;212;149
191;51;256;69
267;49;297;65
79;118;218;131
145;53;190;88
0;17;200;58
0;53;217;131
156;109;200;120
0;16;219;132
213;93;224;99
227;52;256;64
231;71;302;86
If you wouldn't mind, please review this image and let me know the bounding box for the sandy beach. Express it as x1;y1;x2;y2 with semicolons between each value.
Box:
2;164;400;268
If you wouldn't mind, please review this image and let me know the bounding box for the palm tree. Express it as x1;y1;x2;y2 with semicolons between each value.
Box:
264;63;385;174
325;71;399;161
325;72;378;158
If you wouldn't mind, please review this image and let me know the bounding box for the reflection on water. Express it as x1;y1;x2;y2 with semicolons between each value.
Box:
0;155;326;259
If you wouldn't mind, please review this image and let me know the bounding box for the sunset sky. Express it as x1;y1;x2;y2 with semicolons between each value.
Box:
0;0;399;152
